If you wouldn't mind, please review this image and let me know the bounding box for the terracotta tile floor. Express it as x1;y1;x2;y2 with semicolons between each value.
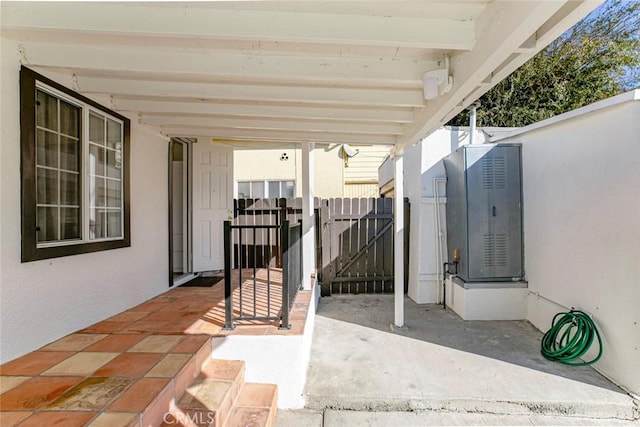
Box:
0;269;310;426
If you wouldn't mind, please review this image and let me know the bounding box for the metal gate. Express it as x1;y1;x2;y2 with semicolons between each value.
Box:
233;198;321;268
319;197;409;296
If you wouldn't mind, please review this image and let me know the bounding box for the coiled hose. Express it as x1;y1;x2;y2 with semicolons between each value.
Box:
540;310;603;366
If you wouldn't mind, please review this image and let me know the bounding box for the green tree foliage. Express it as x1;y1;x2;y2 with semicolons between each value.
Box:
447;0;640;127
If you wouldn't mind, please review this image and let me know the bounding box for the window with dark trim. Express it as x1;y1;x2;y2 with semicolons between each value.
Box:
20;66;131;262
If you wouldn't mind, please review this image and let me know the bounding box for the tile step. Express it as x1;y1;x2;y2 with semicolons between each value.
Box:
0;336;213;427
164;359;278;427
226;383;278;427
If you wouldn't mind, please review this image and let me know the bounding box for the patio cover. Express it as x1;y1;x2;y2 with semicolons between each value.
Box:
0;0;601;150
1;0;602;325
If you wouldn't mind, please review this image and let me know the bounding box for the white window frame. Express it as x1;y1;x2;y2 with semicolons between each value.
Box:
34;82;125;249
33;83;83;247
84;108;125;243
236;180;295;198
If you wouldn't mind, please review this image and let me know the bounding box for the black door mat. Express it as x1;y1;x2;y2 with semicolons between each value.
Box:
179;276;224;287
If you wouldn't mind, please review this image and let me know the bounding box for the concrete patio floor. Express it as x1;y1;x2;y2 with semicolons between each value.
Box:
296;295;639;424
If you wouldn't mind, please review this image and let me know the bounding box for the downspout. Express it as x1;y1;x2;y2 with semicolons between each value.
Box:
433;178;447;304
468;101;481;145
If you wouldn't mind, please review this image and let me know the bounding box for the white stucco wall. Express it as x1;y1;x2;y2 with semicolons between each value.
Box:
496;91;640;395
212;285;321;408
398;128;485;303
378;94;639;394
1;39;170;363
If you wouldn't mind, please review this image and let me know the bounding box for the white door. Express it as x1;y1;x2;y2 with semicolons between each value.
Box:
191;140;233;272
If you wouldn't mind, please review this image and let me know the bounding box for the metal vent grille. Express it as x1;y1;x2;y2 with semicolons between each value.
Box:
483;233;508;267
494;234;507;266
482;155;507;189
481;157;493;189
494;156;506;189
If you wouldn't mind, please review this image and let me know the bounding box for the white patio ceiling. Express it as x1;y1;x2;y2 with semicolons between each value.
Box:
2;1;600;151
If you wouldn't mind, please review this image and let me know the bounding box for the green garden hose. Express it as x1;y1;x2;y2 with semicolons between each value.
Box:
540;310;603;366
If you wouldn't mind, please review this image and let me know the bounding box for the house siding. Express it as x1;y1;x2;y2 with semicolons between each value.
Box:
343;145;391;184
343;183;379;198
0;39;170;363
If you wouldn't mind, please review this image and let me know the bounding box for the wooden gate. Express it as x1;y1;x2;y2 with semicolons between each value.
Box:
318;197;409;296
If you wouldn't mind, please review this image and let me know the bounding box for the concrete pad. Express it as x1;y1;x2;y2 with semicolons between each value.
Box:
275;409;323;427
323;410;639;426
305;295;639;421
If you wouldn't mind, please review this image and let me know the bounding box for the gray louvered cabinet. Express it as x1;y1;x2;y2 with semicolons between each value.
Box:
443;144;523;282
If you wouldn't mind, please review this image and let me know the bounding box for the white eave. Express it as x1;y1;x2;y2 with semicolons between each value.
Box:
1;1;603;151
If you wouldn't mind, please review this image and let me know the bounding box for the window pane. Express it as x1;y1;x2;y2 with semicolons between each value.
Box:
268;181;280;198
90;176;106;207
284;181;295;198
107;119;122;149
60;137;79;171
90;208;106;240
37;167;58;205
60;207;81;240
89;144;106;177
37;207;59;242
106;179;121;207
238;182;250;198
36;129;58;168
59;100;79;137
36;90;57;131
251;181;264;198
106;149;122;179
60;172;79;206
89;112;105;145
107;211;122;238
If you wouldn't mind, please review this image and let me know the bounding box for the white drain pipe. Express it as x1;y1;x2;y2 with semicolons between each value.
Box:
468;101;481;144
433;178;447;304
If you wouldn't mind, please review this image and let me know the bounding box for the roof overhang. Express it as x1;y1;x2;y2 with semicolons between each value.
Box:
1;1;603;152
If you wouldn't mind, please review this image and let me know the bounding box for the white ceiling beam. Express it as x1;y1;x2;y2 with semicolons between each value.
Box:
76;76;424;108
2;28;445;62
2;3;475;50
142;115;403;136
21;42;436;87
24;45;433;87
207;2;486;21
161;127;397;145
113;99;414;124
397;0;601;150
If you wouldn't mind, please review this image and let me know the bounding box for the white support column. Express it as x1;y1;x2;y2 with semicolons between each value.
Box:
301;141;315;290
394;149;405;327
